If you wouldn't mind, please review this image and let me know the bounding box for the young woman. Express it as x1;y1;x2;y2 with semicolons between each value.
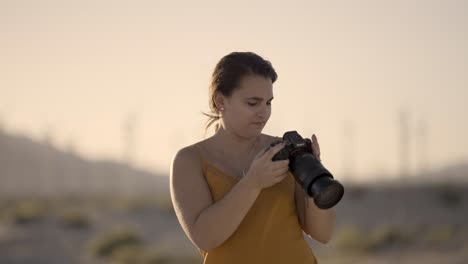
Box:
170;51;336;263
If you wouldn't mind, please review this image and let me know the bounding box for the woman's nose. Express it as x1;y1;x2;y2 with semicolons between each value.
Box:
257;106;269;118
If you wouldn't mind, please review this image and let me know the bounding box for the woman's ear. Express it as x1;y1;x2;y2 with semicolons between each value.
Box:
214;91;225;111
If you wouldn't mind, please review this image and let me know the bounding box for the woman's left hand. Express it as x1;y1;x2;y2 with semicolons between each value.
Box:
311;134;321;162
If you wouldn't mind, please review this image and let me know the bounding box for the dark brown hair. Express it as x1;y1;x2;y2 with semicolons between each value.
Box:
203;51;278;133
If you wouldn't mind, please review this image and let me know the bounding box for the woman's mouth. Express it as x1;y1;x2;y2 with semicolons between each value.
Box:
252;121;265;127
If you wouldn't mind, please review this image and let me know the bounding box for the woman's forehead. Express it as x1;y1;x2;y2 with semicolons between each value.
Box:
235;75;273;97
239;74;272;87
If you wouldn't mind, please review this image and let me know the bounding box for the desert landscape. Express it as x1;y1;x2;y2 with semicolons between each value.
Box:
1;130;467;264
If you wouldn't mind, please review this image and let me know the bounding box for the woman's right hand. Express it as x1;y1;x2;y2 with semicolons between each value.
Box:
244;142;290;190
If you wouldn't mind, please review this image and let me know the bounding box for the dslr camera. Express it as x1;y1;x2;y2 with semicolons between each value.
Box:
268;131;344;209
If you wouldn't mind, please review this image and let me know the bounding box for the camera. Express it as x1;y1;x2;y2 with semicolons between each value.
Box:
268;131;344;209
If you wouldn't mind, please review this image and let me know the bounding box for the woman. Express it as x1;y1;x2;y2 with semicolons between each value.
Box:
170;51;336;263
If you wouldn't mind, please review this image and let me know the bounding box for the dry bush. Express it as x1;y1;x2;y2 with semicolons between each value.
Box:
0;199;47;225
87;227;143;258
58;209;91;229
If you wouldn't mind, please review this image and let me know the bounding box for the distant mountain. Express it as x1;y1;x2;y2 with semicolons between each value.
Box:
436;161;468;180
383;160;468;186
0;129;169;197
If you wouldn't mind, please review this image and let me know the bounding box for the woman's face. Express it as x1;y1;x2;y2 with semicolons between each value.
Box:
219;74;274;138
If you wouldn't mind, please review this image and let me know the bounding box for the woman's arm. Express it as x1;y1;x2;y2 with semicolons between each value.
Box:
294;133;336;243
170;146;262;252
294;181;336;244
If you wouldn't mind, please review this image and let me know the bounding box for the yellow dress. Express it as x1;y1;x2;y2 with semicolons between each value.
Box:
194;146;318;264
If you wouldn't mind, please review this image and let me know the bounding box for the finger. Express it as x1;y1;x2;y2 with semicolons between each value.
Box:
255;142;278;158
263;142;286;160
313;150;321;161
275;167;290;175
313;134;320;152
271;159;289;170
311;143;320;159
254;147;267;158
273;169;290;180
312;134;321;159
315;152;321;162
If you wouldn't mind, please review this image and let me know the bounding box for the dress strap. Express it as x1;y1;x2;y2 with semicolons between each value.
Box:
193;144;207;173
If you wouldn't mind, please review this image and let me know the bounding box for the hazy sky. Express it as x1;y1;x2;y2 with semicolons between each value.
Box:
1;0;467;182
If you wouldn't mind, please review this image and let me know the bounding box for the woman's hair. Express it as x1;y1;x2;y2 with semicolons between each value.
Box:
203;51;278;134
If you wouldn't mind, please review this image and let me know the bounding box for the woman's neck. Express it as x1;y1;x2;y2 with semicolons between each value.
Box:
213;127;262;159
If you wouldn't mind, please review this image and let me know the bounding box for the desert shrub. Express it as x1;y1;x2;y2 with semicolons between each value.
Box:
334;225;415;253
436;185;463;208
87;227;143;258
423;225;454;245
334;226;371;253
58;209;90;229
109;245;148;264
0;200;46;225
366;225;413;250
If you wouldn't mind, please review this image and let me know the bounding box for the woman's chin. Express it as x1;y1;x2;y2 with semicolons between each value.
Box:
247;128;264;136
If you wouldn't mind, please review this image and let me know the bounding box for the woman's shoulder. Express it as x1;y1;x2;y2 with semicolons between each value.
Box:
173;137;215;164
172;141;207;168
174;134;280;161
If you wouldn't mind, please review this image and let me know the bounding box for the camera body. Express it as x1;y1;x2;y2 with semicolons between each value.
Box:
269;131;344;209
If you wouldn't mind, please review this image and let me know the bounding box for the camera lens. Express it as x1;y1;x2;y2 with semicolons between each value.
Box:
310;177;344;209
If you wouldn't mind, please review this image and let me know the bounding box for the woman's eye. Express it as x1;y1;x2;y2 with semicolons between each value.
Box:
247;101;272;106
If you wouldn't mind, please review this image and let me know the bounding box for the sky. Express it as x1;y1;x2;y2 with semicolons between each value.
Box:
1;0;467;183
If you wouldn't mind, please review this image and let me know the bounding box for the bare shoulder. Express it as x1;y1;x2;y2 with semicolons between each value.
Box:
170;146;195;170
170;138;216;185
173;144;198;160
171;137;213;164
